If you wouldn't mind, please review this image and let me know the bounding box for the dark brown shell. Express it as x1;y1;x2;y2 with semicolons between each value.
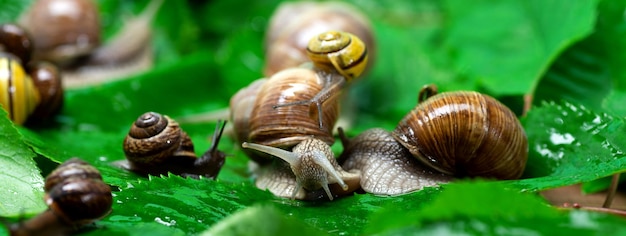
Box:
123;112;196;165
27;61;64;121
340;128;453;195
45;178;112;225
264;1;375;77
44;158;102;192
0;23;33;64
247;67;339;150
392;91;528;180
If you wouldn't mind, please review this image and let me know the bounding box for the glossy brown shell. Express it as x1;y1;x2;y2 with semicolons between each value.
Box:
340;128;453;195
19;0;101;64
392;91;528;180
0;23;33;64
45;178;112;225
123;112;196;165
264;1;375;77
247;67;339;150
44;158;101;192
28;61;64;121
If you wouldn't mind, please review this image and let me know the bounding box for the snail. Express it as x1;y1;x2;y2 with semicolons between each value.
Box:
264;1;375;77
10;158;112;236
120;111;227;179
272;30;368;129
230;67;361;200
338;84;528;195
18;0;163;88
0;52;63;125
0;23;33;64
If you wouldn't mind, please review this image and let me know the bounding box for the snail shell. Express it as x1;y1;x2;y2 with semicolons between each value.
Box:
19;0;101;65
306;31;368;81
243;138;360;200
264;1;375;77
231;67;340;163
339;128;453;196
0;53;39;125
121;111;227;179
0;23;34;64
44;158;111;225
392;85;528;180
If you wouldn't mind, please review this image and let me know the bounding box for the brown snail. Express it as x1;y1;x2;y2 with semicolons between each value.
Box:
0;51;63;125
18;0;163;88
230;66;360;200
264;1;375;77
10;158;112;236
338;84;528;195
120;111;227;179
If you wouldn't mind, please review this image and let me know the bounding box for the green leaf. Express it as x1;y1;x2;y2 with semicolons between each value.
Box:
440;0;597;95
0;108;46;217
515;102;626;191
366;181;626;235
201;205;326;236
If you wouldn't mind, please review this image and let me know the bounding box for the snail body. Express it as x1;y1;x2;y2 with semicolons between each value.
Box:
243;138;360;200
339;85;528;195
121;111;227;179
339;128;454;195
10;158;112;236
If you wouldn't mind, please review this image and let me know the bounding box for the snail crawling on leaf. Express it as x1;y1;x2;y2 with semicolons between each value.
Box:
18;0;164;88
338;84;529;195
118;111;227;179
0;23;63;125
10;158;112;236
231;30;371;200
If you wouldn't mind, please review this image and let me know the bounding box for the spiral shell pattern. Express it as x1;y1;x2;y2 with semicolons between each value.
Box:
306;31;368;81
392;91;528;179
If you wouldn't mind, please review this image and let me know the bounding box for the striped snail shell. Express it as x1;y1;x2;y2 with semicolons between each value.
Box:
0;53;62;125
338;85;528;195
121;111;227;179
231;67;340;163
264;1;375;77
392;85;528;180
0;53;39;125
306;31;368;81
44;158;102;192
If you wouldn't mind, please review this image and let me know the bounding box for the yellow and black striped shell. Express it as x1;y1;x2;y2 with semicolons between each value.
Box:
306;31;368;82
391;87;528;180
264;1;375;77
0;53;40;125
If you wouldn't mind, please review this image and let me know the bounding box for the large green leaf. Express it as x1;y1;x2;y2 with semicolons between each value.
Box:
2;0;626;235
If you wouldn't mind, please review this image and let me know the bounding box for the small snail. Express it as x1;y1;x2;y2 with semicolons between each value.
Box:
243;138;360;200
18;0;163;88
264;1;375;77
0;52;63;125
272;30;368;129
338;85;528;195
10;158;112;236
120;111;227;179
